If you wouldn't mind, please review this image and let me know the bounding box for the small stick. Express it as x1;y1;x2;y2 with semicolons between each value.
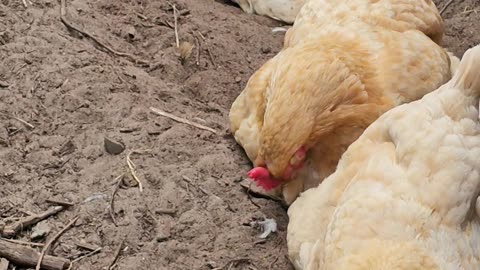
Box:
126;152;143;192
149;107;217;134
158;20;174;29
109;174;125;226
179;9;190;16
182;176;209;195
197;31;206;40
75;242;101;251
440;0;454;15
461;8;478;15
21;0;27;8
0;258;8;270
193;34;201;66
8;126;24;136
0;239;70;270
108;239;125;270
0;112;35;129
134;11;148;20
2;206;65;238
182;175;193;184
36;216;78;270
212;258;252;270
46;198;75;208
240;181;281;202
67;247;102;270
247;183;261;209
1;238;45;247
171;4;180;48
197;31;217;68
268;256;279;270
206;46;217;68
254;239;267;245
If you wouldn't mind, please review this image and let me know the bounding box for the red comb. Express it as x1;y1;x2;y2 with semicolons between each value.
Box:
247;167;281;190
247;167;270;179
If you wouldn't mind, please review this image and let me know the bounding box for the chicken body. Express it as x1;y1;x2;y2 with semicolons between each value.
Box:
229;0;456;205
284;0;444;47
287;44;480;270
231;0;305;24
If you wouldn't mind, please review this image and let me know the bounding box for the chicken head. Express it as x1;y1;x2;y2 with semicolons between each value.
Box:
248;146;307;190
245;40;381;195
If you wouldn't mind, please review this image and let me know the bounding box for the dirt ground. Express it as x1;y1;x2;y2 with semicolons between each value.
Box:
0;0;479;269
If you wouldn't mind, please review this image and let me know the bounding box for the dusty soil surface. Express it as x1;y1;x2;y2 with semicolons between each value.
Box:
0;0;478;269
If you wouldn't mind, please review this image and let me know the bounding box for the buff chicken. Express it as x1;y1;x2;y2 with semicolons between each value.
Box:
229;0;458;205
287;44;480;270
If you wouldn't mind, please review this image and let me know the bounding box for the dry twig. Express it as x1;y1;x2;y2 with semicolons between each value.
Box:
1;206;65;238
45;198;75;208
182;176;209;195
239;180;281;201
76;242;101;251
212;258;252;270
247;182;261;209
149;107;217;134
461;7;478;15
108;239;125;270
268;256;279;270
0;239;69;270
440;0;454;15
67;247;102;270
134;11;148;20
206;46;217;67
0;112;35;129
59;0;149;65
171;4;180;48
126;152;143;192
197;31;217;67
193;34;201;65
109;174;125;226
21;0;27;8
1;238;45;247
36;216;78;270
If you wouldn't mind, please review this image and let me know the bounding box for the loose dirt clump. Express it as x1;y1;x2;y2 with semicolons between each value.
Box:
0;0;478;269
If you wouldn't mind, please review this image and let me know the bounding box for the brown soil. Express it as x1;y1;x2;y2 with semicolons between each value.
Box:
0;0;478;269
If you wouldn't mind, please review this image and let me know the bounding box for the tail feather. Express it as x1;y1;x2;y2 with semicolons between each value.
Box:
450;44;480;97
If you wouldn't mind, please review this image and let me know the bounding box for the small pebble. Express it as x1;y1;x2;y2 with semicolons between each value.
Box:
31;221;51;240
104;137;125;155
156;234;170;242
261;47;271;54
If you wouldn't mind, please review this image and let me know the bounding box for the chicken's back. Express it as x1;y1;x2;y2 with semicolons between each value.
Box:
287;45;480;270
285;0;443;47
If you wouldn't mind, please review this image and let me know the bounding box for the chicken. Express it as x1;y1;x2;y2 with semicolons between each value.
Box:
287;44;480;270
231;0;305;24
284;0;445;47
229;0;457;205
